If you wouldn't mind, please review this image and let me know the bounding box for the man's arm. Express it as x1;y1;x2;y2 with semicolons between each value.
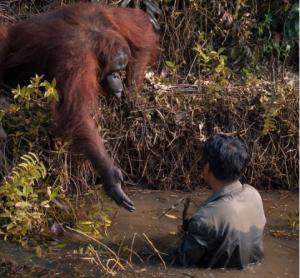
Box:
172;219;210;266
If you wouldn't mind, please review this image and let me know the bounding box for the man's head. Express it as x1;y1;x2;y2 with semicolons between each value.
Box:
202;134;249;188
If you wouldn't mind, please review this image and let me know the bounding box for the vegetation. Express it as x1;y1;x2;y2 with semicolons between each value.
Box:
0;0;298;275
0;152;47;240
0;76;111;241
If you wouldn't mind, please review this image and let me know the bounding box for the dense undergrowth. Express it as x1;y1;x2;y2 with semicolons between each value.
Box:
0;0;298;249
0;76;111;242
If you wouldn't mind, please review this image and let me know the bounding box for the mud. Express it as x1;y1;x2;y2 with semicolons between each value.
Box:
0;189;298;277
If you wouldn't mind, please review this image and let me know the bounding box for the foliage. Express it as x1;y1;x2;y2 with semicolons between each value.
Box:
257;12;293;61
193;32;230;100
120;0;161;30
194;33;229;77
260;88;285;135
0;152;47;240
0;75;56;180
284;3;299;46
0;76;110;242
164;60;181;76
12;75;58;110
158;0;298;75
76;201;112;238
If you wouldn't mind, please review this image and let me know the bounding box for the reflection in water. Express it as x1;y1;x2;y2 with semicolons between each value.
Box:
0;190;298;277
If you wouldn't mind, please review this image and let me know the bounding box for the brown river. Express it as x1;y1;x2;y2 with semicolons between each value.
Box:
0;189;298;277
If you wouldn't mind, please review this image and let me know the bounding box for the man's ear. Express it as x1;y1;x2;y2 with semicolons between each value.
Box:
201;162;209;177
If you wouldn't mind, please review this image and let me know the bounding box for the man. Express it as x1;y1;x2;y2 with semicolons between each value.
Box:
173;134;266;269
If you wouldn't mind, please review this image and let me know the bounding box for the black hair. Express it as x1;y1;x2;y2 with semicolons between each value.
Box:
203;134;249;181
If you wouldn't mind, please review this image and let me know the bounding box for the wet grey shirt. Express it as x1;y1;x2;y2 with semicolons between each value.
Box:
174;182;266;269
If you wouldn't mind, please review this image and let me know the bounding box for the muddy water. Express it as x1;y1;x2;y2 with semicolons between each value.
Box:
109;189;299;278
0;189;298;277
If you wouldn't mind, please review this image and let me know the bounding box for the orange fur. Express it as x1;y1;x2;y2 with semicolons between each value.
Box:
0;3;159;210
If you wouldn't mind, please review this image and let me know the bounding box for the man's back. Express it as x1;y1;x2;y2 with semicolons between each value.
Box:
175;182;266;268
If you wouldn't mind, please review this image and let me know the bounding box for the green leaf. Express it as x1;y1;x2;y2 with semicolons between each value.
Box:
15;201;32;209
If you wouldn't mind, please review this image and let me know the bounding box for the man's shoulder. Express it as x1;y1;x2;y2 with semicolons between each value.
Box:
243;183;257;191
192;184;264;224
242;183;263;200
